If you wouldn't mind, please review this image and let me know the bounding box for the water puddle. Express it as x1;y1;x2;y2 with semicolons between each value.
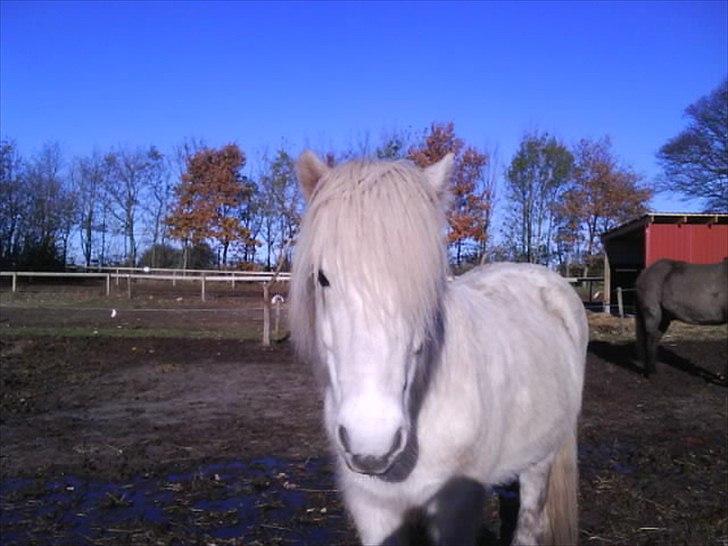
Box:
1;456;353;545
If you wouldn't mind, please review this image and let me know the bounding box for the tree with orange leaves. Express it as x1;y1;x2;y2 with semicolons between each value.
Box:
408;122;495;268
555;136;652;274
167;144;255;268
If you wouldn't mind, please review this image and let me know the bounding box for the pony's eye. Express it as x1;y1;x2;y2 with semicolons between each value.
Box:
317;270;330;288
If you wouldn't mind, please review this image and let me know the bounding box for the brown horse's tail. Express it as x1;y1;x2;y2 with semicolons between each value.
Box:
544;430;579;545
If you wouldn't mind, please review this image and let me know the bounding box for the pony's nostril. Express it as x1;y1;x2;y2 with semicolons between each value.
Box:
338;425;351;452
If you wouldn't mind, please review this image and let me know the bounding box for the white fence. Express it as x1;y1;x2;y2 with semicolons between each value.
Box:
1;269;290;302
75;265;289;278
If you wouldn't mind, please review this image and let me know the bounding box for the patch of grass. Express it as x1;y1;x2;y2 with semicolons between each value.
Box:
587;312;727;343
0;325;264;341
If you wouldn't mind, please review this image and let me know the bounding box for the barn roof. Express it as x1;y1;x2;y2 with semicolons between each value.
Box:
602;213;728;242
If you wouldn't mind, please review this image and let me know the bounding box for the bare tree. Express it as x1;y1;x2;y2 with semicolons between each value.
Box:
14;143;76;267
657;80;728;211
0;140;26;264
375;128;415;160
258;149;302;269
143;155;171;267
478;147;499;263
104;146;164;266
71;151;108;267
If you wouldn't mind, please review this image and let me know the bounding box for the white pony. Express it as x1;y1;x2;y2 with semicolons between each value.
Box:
290;152;588;546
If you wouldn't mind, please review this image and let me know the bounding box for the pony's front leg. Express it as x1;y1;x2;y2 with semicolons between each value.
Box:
424;477;486;546
343;485;405;546
512;460;551;546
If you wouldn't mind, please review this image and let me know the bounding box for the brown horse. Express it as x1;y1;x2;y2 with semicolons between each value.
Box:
635;258;727;378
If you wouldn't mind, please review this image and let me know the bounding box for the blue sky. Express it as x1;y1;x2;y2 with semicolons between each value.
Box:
1;0;726;212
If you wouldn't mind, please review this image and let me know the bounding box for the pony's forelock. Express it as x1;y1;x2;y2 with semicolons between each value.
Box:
290;159;449;367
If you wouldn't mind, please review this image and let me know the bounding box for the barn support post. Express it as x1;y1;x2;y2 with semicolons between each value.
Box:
603;252;611;314
616;287;624;318
262;282;271;347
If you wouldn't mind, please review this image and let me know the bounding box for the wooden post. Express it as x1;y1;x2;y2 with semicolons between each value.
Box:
127;274;132;299
12;272;17;293
588;279;594;303
172;271;176;287
617;287;624;318
262;283;271;346
106;274;111;296
115;268;120;286
274;297;282;338
231;274;235;290
201;274;206;302
603;252;611;314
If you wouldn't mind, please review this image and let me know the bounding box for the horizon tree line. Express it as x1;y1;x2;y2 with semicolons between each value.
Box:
1;79;724;272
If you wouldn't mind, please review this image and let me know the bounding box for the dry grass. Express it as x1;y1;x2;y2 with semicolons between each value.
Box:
587;311;728;343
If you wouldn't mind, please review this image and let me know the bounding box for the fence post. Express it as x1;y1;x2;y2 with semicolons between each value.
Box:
106;274;111;296
127;274;132;299
617;287;624;318
603;253;611;313
116;268;120;286
201;274;206;302
231;274;235;290
262;283;271;346
588;280;594;303
274;297;282;338
172;271;176;287
12;272;17;293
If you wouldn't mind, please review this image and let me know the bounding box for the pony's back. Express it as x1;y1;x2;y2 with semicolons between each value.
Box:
460;262;589;355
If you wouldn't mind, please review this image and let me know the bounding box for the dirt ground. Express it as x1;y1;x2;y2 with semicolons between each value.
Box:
1;281;726;545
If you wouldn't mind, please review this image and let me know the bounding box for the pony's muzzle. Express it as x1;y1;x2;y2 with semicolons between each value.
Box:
339;426;406;475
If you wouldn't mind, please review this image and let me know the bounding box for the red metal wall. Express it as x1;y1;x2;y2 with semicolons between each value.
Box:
645;223;728;266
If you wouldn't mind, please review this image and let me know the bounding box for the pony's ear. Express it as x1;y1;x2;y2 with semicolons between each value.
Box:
423;153;455;194
296;150;329;201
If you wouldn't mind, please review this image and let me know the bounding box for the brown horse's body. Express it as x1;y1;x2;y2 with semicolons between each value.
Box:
635;258;727;376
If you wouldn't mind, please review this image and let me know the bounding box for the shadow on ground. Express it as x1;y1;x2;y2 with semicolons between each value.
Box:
588;340;726;386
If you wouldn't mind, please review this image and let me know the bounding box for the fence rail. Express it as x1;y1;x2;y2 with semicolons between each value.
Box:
74;265;290;278
1;269;290;301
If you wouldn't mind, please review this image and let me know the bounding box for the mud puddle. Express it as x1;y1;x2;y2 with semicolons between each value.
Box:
0;456;355;545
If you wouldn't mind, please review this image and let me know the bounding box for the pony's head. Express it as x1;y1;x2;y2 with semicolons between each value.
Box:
290;151;453;476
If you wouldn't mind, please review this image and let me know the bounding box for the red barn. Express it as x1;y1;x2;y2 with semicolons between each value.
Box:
601;213;728;313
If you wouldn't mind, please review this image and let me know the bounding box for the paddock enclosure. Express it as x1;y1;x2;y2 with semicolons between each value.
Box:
1;278;726;545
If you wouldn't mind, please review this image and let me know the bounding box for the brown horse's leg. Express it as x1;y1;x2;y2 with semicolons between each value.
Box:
635;304;648;370
644;314;671;376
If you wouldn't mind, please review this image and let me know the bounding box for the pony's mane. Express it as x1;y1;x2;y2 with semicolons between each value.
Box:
290;159;448;367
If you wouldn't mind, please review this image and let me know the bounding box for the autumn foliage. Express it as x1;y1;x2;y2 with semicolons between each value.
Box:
408;122;495;267
166;144;254;266
555;137;652;273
